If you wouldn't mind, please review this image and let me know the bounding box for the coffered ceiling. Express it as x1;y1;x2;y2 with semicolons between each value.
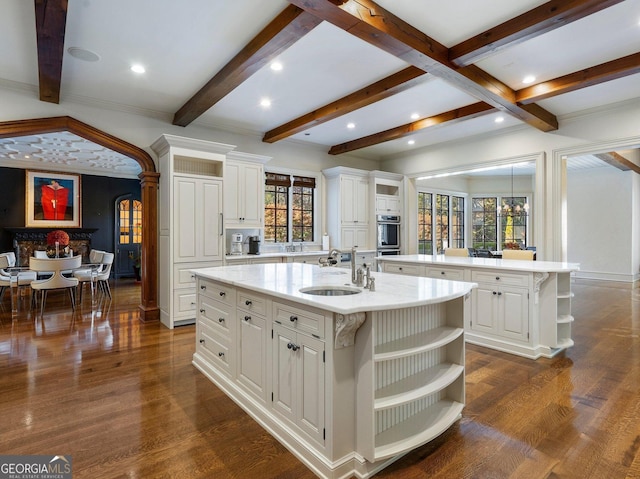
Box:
0;0;639;176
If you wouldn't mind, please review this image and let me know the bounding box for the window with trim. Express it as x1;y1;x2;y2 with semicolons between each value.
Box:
472;195;529;250
264;172;317;243
418;191;465;254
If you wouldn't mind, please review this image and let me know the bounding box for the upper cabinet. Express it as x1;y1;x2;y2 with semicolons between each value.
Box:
323;167;371;250
224;152;270;229
370;171;404;217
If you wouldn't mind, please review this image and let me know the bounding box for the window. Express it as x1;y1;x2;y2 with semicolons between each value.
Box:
418;191;465;254
472;195;529;250
118;198;142;245
264;172;317;243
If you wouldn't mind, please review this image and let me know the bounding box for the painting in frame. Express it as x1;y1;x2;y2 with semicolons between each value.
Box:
26;170;82;227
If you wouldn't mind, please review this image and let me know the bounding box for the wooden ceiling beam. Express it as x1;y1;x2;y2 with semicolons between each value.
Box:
328;102;496;155
263;66;427;143
173;5;322;127
34;0;68;104
516;51;640;104
449;0;624;66
594;152;640;174
288;0;558;133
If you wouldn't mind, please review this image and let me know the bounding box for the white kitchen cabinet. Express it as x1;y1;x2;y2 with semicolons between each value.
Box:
152;134;234;328
375;194;401;215
324;167;371;250
237;291;269;403
224;152;269;228
174;176;223;263
425;265;465;281
272;322;325;446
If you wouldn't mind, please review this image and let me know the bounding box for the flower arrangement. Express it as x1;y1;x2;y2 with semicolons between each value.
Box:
45;230;70;258
46;229;70;246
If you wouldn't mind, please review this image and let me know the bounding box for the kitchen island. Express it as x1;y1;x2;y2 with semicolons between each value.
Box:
378;255;580;359
192;263;475;479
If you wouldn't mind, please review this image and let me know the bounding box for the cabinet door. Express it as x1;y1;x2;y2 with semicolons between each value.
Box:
272;323;297;424
238;312;267;402
202;180;223;261
340;176;357;223
297;333;325;445
240;162;263;226
341;226;369;249
471;285;498;334
224;162;241;224
354;177;369;223
174;177;198;261
498;286;529;342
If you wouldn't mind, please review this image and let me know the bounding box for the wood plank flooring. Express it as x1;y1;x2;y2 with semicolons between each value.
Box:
0;279;639;478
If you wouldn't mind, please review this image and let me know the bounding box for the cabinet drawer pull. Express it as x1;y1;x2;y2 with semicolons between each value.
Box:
199;309;205;313
289;315;298;322
245;300;252;306
218;317;225;323
200;285;206;290
493;291;497;295
219;291;225;297
495;276;500;280
287;342;299;352
199;339;205;344
244;315;251;321
498;292;502;296
218;352;225;358
441;271;445;275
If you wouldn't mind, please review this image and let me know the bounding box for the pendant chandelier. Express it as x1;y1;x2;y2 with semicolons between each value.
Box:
499;165;529;217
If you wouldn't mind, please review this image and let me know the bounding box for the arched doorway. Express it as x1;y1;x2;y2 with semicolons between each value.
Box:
0;116;159;322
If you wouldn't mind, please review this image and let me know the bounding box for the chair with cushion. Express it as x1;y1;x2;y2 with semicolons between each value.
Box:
502;249;535;260
444;248;470;257
29;256;81;315
0;252;37;301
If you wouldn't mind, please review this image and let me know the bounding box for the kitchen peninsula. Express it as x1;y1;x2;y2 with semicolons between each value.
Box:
378;255;580;359
192;263;475;479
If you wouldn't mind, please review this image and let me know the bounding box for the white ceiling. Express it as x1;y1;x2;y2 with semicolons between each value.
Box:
0;0;639;175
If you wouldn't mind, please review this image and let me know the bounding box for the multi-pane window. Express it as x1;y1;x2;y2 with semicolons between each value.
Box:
264;173;289;243
418;192;433;254
418;191;465;254
291;176;315;242
119;199;142;244
264;172;317;243
472;197;497;250
472;195;529;250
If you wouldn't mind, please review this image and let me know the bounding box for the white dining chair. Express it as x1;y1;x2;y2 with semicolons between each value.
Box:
96;252;114;299
502;249;535;260
74;250;106;302
29;256;82;315
0;252;37;300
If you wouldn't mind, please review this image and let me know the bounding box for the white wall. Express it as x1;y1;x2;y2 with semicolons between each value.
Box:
567;166;635;282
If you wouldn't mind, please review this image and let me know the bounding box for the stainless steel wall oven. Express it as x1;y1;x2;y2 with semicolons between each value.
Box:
376;215;401;252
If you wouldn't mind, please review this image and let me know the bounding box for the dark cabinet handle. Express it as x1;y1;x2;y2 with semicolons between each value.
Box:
219;291;226;297
495;276;500;280
199;339;205;344
200;285;206;290
290;315;298;322
498;292;502;296
441;271;445;275
287;342;299;352
245;300;252;306
493;291;497;295
218;317;224;323
218;352;225;358
199;309;205;313
244;315;251;322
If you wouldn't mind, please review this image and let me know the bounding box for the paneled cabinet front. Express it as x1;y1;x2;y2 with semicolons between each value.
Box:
237;291;269;403
224;160;264;228
174;176;223;263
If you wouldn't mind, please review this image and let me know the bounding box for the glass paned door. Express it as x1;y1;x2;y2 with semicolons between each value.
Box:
115;195;142;279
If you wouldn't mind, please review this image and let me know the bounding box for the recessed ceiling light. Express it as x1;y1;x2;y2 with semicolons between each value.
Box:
260;98;272;108
522;75;536;84
131;64;146;74
411;113;419;120
67;47;100;62
408;140;415;145
495;116;505;123
270;61;283;71
347;122;355;129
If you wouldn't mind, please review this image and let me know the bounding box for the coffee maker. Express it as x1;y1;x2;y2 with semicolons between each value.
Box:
248;236;260;255
230;233;243;255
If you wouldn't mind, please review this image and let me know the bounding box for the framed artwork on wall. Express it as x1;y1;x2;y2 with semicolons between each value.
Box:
26;170;82;227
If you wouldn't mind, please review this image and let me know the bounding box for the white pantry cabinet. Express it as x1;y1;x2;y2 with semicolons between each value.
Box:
152;134;235;328
323;167;371;250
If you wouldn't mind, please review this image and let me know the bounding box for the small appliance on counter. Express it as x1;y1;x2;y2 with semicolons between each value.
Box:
248;236;261;255
230;233;243;255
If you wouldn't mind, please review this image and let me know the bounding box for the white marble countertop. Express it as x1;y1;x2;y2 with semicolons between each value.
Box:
377;254;580;273
192;263;475;315
225;249;377;261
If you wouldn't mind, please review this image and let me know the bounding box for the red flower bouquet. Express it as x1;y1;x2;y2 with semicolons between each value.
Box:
47;229;70;246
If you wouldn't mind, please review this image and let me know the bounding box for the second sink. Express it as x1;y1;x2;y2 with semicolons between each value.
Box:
299;286;361;296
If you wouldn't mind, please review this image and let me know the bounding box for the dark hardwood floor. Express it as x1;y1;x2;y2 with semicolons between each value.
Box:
0;279;639;478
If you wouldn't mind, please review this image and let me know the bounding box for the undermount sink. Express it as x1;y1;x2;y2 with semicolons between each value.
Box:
299;286;361;296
